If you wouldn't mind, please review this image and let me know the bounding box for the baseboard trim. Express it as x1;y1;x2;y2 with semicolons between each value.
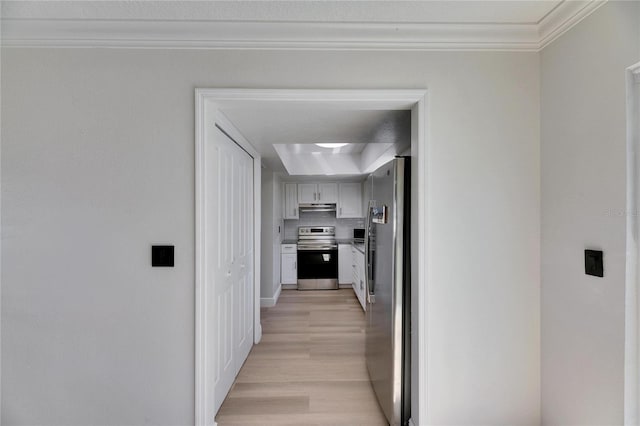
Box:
254;322;262;344
260;284;282;307
281;283;297;290
339;282;353;289
273;284;282;305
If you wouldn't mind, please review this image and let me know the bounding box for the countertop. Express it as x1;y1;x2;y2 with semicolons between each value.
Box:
336;239;357;245
281;239;365;254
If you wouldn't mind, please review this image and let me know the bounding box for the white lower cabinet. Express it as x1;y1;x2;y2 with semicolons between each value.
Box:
351;246;366;311
281;244;297;284
338;244;353;285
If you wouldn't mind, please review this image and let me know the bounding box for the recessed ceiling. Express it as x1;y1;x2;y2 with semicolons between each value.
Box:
221;108;409;174
1;1;608;50
278;143;368;155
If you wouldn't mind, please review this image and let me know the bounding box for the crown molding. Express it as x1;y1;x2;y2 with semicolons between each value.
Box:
0;1;608;52
538;0;607;49
0;19;541;51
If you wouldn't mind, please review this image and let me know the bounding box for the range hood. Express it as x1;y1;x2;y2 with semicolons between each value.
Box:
298;203;337;213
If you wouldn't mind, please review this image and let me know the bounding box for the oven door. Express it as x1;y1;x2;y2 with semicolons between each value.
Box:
297;248;338;290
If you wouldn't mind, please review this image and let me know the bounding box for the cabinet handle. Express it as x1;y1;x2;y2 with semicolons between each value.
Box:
318;192;321;200
294;261;296;269
314;192;317;201
294;208;297;216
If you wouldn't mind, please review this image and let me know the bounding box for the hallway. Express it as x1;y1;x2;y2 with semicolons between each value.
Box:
215;289;388;425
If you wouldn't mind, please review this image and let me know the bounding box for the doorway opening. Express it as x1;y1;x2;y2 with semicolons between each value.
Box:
195;89;428;426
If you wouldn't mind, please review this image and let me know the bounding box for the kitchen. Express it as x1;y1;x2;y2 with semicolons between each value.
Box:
213;106;412;425
279;178;368;306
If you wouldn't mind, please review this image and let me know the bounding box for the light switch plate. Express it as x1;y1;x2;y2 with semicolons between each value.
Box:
585;249;603;277
152;245;174;267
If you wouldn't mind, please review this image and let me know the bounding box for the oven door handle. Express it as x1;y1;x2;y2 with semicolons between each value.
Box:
297;245;338;251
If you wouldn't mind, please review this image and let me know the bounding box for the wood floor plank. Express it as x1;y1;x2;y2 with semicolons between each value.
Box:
216;289;388;425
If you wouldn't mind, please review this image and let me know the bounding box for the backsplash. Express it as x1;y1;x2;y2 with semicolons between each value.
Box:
284;211;364;240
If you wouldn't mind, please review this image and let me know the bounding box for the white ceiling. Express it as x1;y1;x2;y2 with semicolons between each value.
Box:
1;1;607;51
221;108;410;174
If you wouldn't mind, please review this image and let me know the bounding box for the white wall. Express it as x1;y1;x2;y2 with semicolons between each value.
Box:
540;2;640;424
260;170;275;300
260;169;283;303
424;55;540;425
272;172;282;296
1;48;540;425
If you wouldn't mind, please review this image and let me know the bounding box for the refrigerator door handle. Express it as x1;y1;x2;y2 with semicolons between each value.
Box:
365;199;376;304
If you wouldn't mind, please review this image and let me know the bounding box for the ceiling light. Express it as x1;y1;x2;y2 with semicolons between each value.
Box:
315;143;348;148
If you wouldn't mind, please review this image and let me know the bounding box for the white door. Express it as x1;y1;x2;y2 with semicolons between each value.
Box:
209;125;254;414
283;183;299;219
338;183;363;218
318;183;338;203
298;183;317;203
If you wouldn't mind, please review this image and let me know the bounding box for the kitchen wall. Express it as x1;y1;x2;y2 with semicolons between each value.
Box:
283;212;365;241
2;48;540;425
260;170;283;302
540;2;640;424
260;171;275;300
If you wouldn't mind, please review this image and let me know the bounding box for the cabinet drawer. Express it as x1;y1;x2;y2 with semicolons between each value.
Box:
281;244;297;254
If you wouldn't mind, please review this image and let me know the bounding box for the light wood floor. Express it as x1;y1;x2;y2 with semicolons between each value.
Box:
215;289;388;426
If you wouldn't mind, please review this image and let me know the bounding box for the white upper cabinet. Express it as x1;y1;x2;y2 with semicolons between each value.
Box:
297;183;338;203
297;183;317;204
283;181;360;218
317;183;338;203
283;183;299;219
337;182;363;218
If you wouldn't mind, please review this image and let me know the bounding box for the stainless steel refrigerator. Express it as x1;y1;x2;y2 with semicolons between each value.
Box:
365;157;411;426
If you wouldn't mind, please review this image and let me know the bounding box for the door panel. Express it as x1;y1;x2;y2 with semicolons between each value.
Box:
210;125;254;414
338;244;352;284
339;183;363;218
318;183;338;203
283;183;298;219
281;254;297;284
298;183;317;203
237;152;253;369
